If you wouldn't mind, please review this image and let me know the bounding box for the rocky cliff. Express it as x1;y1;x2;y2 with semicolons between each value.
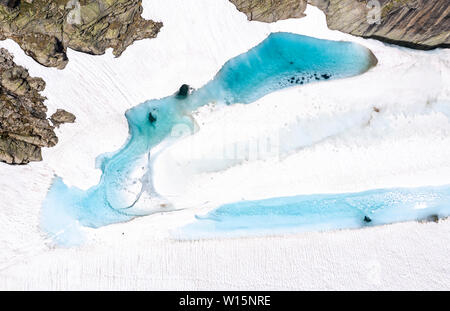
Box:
229;0;307;22
310;0;449;49
0;0;163;69
0;48;62;164
230;0;449;50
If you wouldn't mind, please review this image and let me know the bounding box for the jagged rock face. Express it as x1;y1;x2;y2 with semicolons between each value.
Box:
309;0;449;49
229;0;307;23
0;0;163;69
229;0;449;49
0;48;58;164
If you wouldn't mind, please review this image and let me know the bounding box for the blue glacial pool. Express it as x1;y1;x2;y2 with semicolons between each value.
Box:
42;32;381;245
179;186;450;239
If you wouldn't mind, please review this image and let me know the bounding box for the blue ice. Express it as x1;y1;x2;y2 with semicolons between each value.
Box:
180;185;450;239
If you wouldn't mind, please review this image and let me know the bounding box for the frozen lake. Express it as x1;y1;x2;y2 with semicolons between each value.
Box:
41;32;377;245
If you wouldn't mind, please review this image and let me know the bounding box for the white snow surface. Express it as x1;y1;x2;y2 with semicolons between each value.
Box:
0;1;449;290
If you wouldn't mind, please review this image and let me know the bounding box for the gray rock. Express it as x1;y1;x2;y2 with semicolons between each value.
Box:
0;48;69;165
229;0;449;50
0;0;163;69
309;0;449;50
229;0;307;23
50;109;76;128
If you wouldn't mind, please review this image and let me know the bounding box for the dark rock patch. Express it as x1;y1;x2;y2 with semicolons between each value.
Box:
148;112;157;124
363;216;372;223
177;84;190;98
419;214;440;223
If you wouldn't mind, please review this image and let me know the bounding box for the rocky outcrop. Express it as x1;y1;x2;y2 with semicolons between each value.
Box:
230;0;449;50
310;0;449;49
0;48;65;164
0;0;163;69
0;1;162;165
230;0;307;23
50;109;76;128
